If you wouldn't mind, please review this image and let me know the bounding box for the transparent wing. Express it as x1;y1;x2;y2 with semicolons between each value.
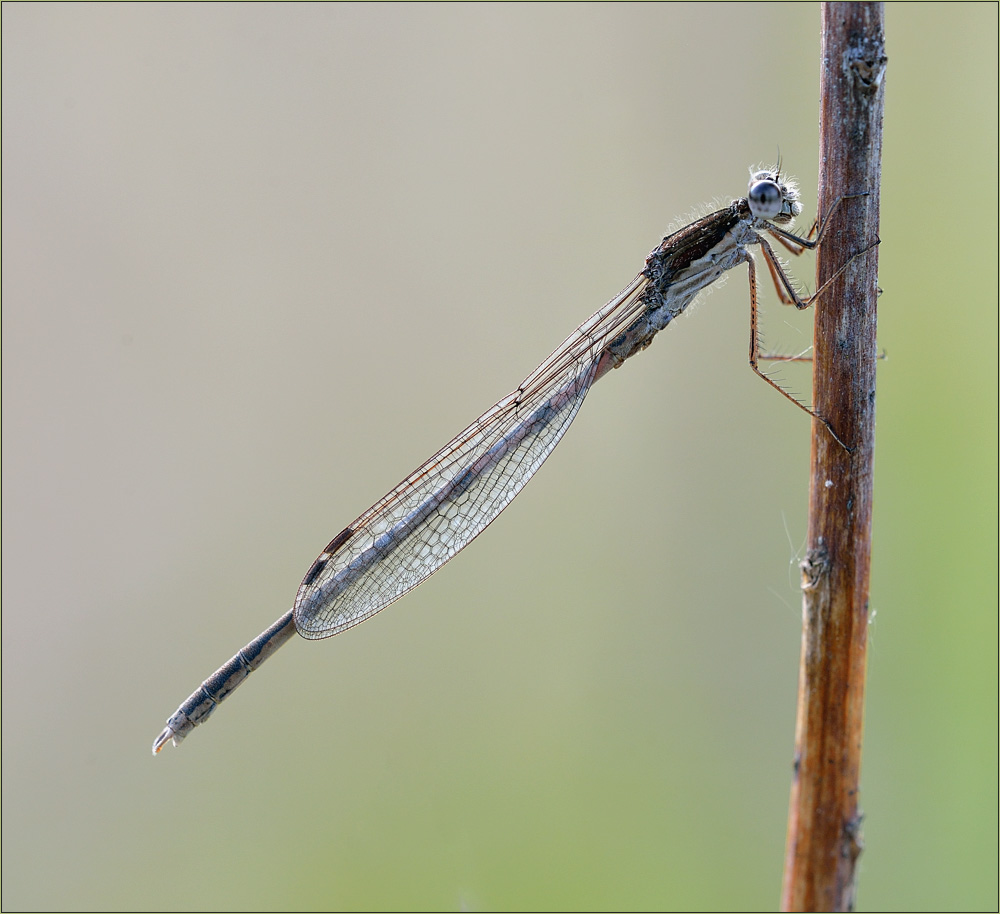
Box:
293;273;650;638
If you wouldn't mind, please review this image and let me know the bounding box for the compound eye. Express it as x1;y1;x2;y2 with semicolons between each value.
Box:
748;180;783;219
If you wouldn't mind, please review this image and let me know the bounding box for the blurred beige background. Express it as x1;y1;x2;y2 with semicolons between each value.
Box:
3;4;997;910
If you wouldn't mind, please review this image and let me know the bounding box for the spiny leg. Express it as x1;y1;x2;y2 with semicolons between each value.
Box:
769;212;820;257
748;192;879;451
753;197;869;309
758;236;810;308
759;233;879;317
755;227;881;370
753;191;877;316
766;190;871;255
745;253;851;451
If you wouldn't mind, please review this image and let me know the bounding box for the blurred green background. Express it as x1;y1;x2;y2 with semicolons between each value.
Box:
2;4;996;910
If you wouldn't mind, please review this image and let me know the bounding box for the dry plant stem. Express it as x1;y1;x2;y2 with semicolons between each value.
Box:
781;4;886;912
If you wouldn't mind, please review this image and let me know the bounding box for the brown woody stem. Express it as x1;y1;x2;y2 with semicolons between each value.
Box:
780;4;886;911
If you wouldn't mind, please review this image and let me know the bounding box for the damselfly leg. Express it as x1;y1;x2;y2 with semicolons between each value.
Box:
748;192;878;450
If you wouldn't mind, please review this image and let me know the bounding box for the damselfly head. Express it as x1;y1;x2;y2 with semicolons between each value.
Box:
747;169;803;224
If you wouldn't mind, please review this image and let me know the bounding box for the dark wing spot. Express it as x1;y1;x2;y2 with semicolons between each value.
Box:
301;556;328;588
323;526;355;554
301;526;356;587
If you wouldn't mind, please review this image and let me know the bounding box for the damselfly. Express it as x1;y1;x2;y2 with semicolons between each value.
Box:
153;166;845;753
